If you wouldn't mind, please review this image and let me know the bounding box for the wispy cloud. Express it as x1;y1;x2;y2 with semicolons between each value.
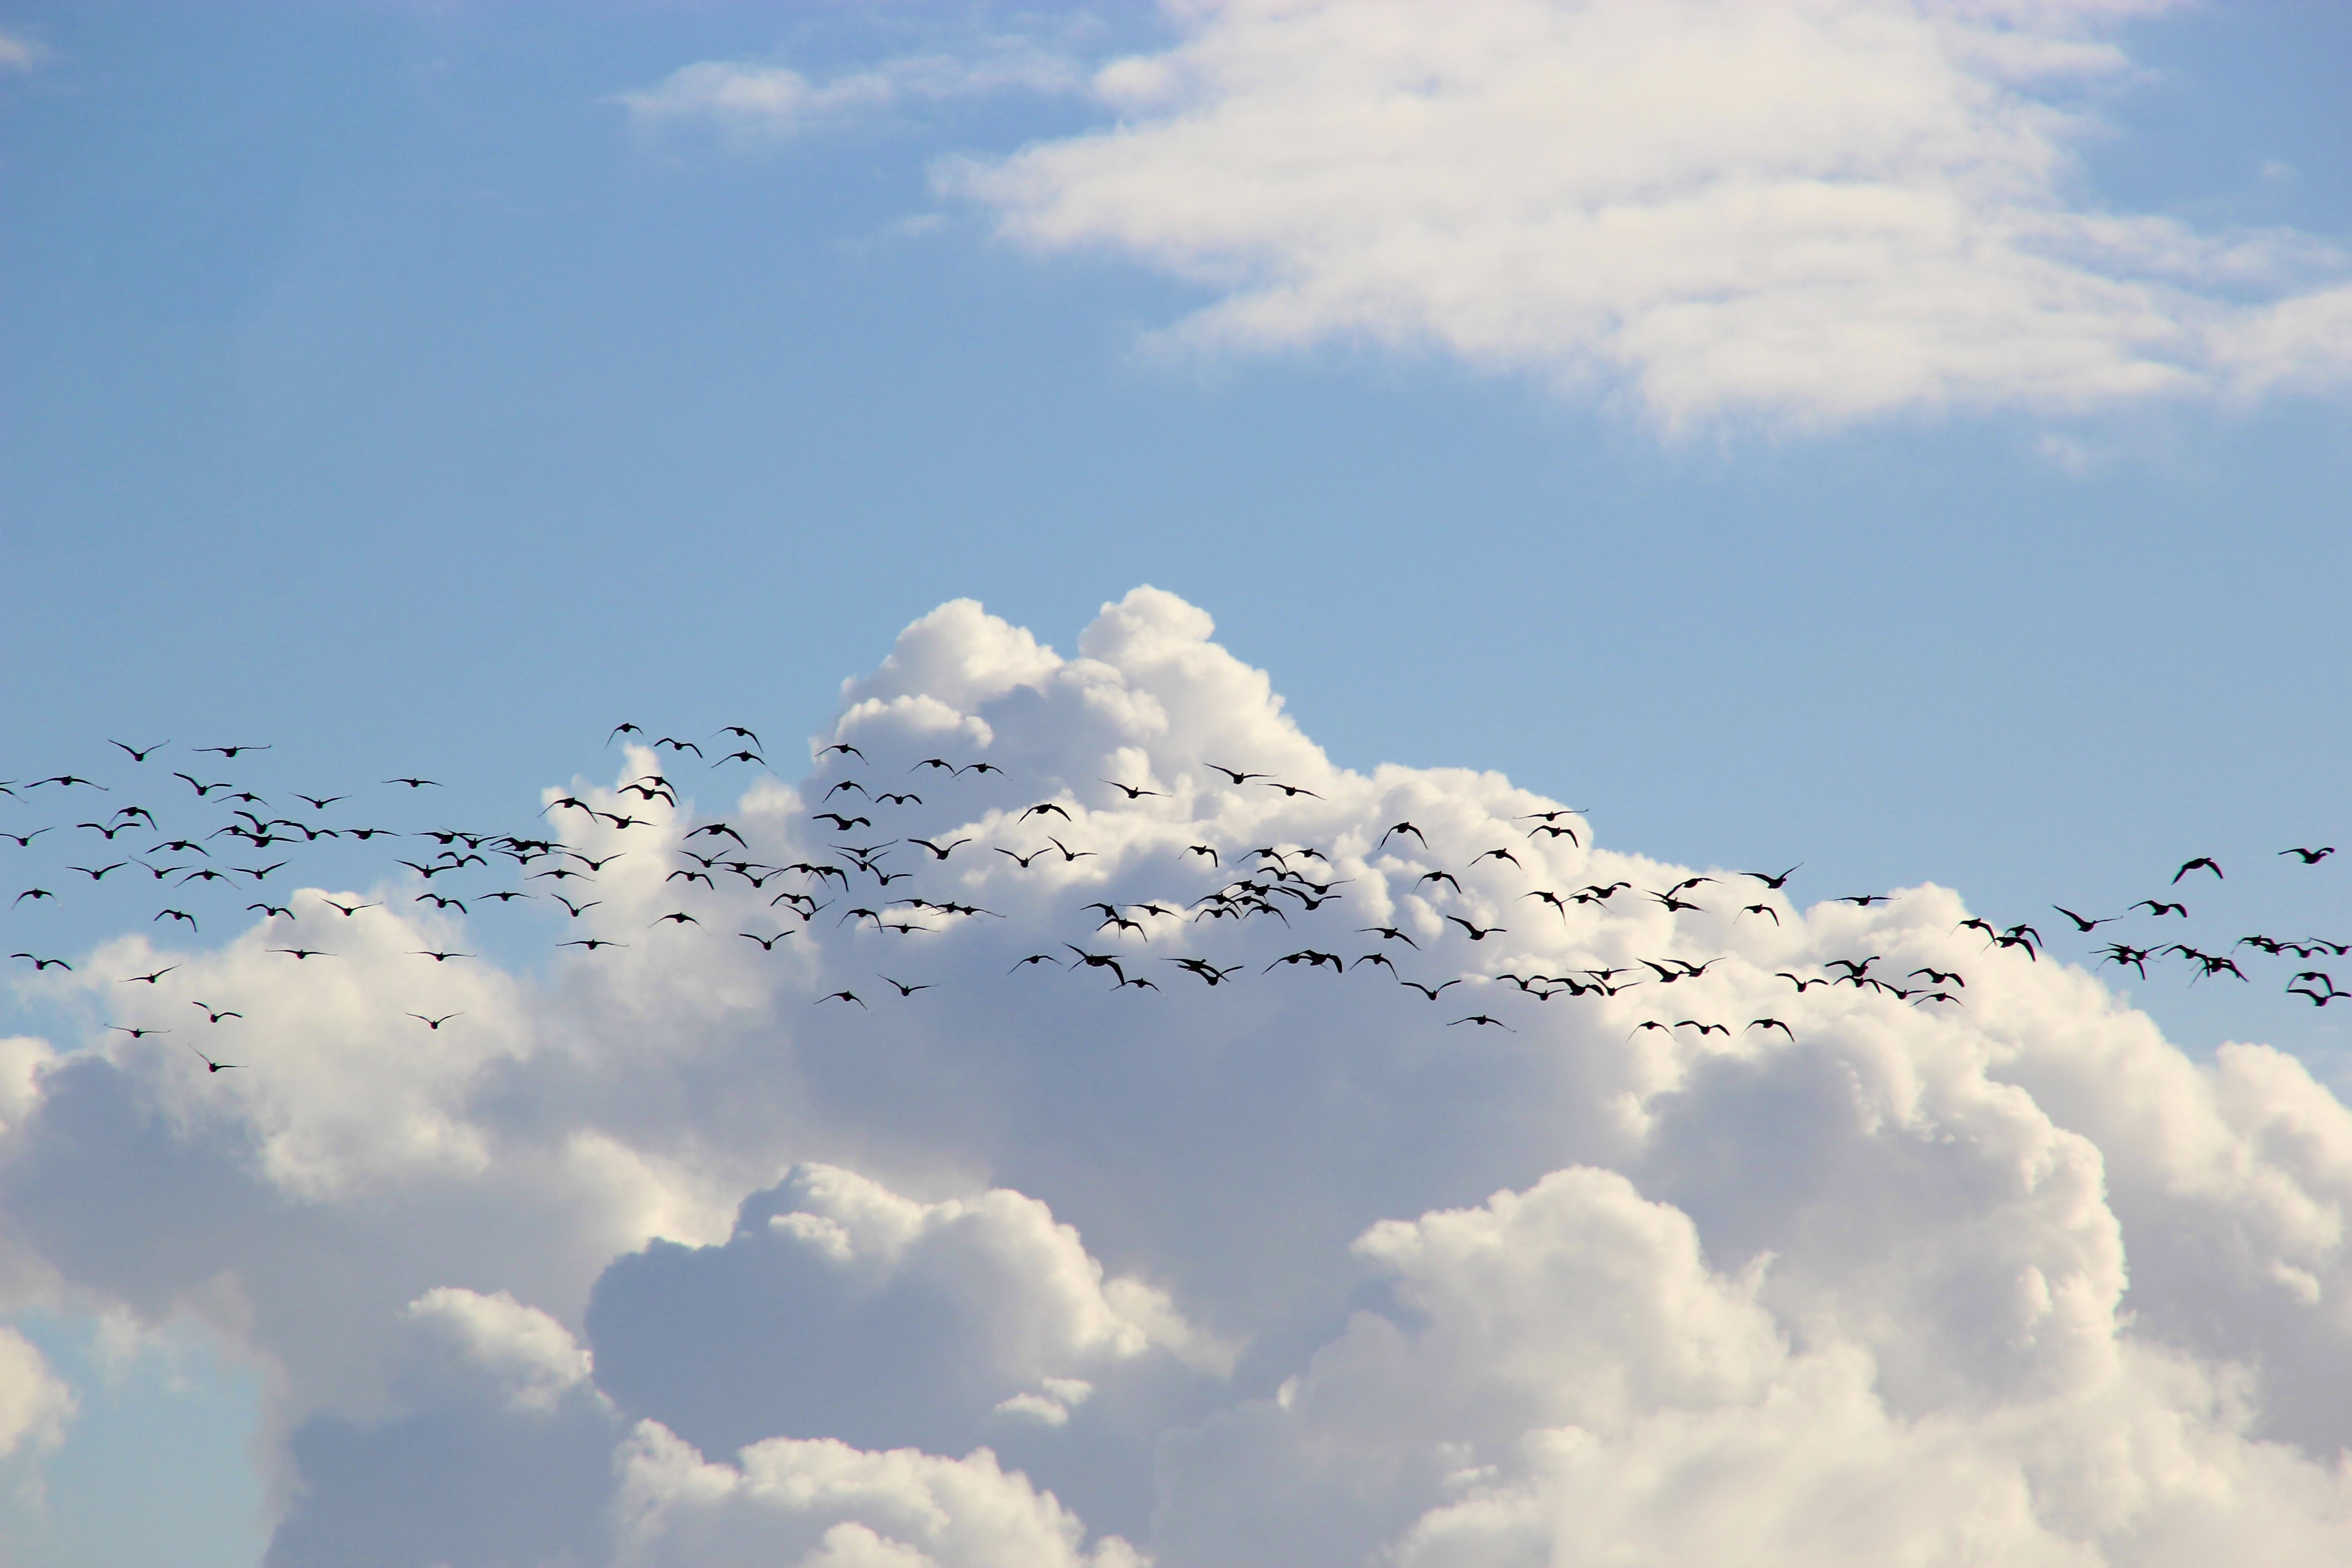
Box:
928;0;2352;431
617;38;1087;143
0;29;47;75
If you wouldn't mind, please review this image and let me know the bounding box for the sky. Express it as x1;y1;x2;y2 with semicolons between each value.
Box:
0;2;2348;1563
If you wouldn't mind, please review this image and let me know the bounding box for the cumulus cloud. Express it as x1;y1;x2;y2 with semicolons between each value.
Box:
931;0;2352;427
6;586;2352;1563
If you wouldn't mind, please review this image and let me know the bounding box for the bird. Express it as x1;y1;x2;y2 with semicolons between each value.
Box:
186;1046;243;1073
1674;1020;1730;1036
1837;893;1891;907
1064;946;1129;985
1100;779;1164;800
551;894;600;918
1377;822;1427;850
1444;916;1505;941
320;898;378;917
111;1026;169;1039
1450;1015;1514;1031
2173;857;2223;882
1169;958;1244;986
913;757;957;773
247;902;293;919
0;828;54;847
1777;972;1831;992
1008;953;1062;974
559;938;626;951
1739;903;1780;925
1257;780;1322;799
1360;925;1420;948
816;990;867;1008
956;762;1002;776
1909;968;1965;987
995;847;1046;869
2052;906;2114;932
1398;979;1462;1000
738;931;794;951
2132;900;2189;918
876;975;931;997
1046;837;1096;863
650;912;699;928
909;838;970;861
1747;1019;1795;1038
811;813;871;832
407;1013;462;1030
1186;844;1221;867
121;966;177;985
109;740;169;761
1019;802;1072;822
412;949;475;962
1416;870;1461;893
9;953;70;971
384;778;443;789
2280;847;2336;864
816;744;865;761
825;780;869;799
196;744;270;758
1742;864;1802;888
1205;764;1269;785
1470;848;1521;869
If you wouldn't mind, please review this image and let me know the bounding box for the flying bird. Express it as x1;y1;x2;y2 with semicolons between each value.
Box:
2279;847;2336;864
2173;858;2223;882
407;1013;462;1030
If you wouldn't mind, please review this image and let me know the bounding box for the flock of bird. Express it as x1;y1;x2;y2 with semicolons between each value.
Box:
2;726;2343;1078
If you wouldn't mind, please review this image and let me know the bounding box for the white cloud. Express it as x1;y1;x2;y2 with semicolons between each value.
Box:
7;587;2352;1561
618;39;1086;143
929;0;2352;429
0;1328;73;1460
612;1420;1145;1568
0;31;44;75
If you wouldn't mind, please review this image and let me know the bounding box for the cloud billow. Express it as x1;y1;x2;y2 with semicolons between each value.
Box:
3;586;2351;1563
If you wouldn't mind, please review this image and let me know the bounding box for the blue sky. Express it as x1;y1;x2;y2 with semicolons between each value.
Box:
1;4;2348;1563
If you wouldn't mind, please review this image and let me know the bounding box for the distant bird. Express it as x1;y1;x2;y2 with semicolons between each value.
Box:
1186;844;1221;867
1837;893;1891;907
1398;979;1462;1000
10;952;70;971
1360;926;1419;948
154;908;198;930
738;931;794;951
1046;837;1096;863
1470;848;1521;869
876;975;931;998
1377;822;1427;850
109;740;169;761
2132;900;2189;918
1743;864;1802;888
1739;903;1780;925
1747;1018;1795;1038
817;989;867;1009
1100;779;1164;800
1257;779;1322;799
412;949;475;962
2052;906;2114;932
2173;857;2223;882
2279;847;2336;864
384;777;443;789
1019;802;1072;822
196;744;270;758
111;1026;169;1039
559;938;626;951
1450;1015;1514;1031
407;1013;462;1030
1777;972;1830;992
122;966;177;985
186;1046;243;1073
320;898;378;918
816;744;865;761
909;837;970;861
995;847;1047;869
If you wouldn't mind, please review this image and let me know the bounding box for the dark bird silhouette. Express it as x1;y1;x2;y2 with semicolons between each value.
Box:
738;931;794;951
408;1013;462;1030
1205;765;1270;785
191;1002;242;1022
559;938;626;951
1777;972;1830;992
1739;903;1780;925
187;1046;243;1072
412;949;476;962
1064;946;1129;985
1352;952;1400;975
1186;844;1221;867
2132;900;2189;918
154;908;198;931
1378;822;1427;850
109;740;168;761
196;744;270;759
2053;906;2115;933
112;1025;170;1039
1470;848;1521;869
957;762;1002;776
1742;864;1802;888
1837;893;1891;907
384;778;443;789
1747;1018;1795;1038
291;794;345;811
2173;858;2223;883
10;953;70;971
1265;949;1345;975
608;723;644;745
15;888;56;904
173;772;230;797
825;780;870;799
913;758;957;773
1257;780;1321;799
1009;953;1061;973
1;828;54;848
1444;916;1506;941
995;847;1046;869
1675;1020;1730;1036
1909;968;1966;987
811;813;871;831
877;975;931;997
1416;870;1461;893
1019;802;1072;822
1450;1015;1515;1031
1399;979;1462;1000
122;966;177;985
1046;837;1096;863
272;948;331;960
320;898;378;917
817;744;865;761
650;912;700;928
1100;779;1164;800
717;725;764;748
816;990;867;1008
1360;926;1420;947
874;793;921;806
551;894;600;918
2280;847;2336;864
1647;889;1704;914
68;862;127;881
247;902;293;919
909;837;970;861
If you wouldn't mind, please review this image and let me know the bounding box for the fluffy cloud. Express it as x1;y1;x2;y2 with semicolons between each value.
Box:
5;586;2352;1563
933;0;2352;427
618;37;1085;143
